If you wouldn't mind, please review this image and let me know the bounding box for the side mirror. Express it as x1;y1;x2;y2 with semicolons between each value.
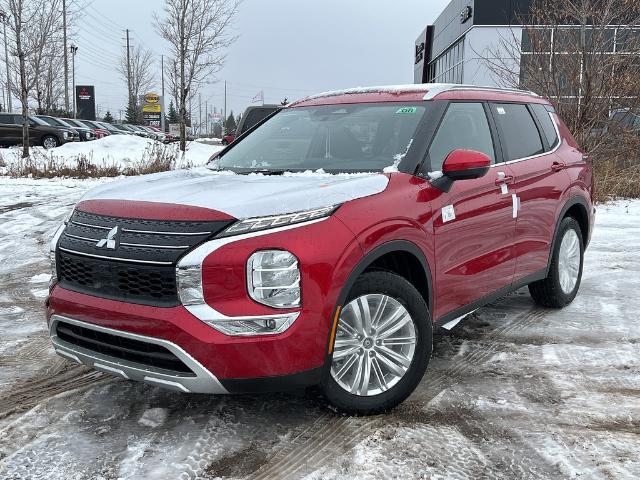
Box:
432;149;491;192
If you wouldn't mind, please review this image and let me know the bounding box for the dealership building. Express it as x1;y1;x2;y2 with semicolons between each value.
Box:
414;0;638;91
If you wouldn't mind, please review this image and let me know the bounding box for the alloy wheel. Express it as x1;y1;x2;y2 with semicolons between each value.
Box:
43;137;57;149
330;294;417;396
558;229;581;294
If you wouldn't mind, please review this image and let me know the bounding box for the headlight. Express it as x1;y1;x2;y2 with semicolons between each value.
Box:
218;205;338;237
247;250;300;308
85;131;91;139
176;255;299;336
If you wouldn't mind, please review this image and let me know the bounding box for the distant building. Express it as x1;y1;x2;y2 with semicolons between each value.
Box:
414;0;638;93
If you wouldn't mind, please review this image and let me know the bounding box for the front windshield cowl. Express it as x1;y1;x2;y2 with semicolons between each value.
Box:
215;102;425;175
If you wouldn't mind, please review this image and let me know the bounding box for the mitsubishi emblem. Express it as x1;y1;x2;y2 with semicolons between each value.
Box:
96;226;121;250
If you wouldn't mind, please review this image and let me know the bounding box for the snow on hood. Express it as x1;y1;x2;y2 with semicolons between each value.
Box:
79;167;389;219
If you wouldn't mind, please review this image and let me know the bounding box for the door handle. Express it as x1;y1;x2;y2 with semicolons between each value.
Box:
495;174;514;185
551;161;566;172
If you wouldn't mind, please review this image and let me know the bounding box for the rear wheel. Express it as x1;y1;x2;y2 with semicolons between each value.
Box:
321;271;432;415
529;217;584;308
42;135;59;149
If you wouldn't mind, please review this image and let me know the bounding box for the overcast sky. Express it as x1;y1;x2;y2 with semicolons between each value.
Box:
74;0;449;121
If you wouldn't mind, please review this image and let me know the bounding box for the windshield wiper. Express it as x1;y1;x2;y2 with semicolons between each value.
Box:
238;168;288;176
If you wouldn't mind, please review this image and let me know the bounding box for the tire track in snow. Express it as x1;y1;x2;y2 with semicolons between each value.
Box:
0;362;106;420
245;303;550;479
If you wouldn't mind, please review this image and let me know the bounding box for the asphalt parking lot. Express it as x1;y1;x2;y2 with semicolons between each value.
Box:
0;178;638;479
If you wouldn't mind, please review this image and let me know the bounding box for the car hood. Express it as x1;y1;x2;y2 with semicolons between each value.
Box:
79;167;389;219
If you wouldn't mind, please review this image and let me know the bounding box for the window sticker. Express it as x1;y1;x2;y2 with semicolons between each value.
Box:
496;107;506;115
396;107;418;114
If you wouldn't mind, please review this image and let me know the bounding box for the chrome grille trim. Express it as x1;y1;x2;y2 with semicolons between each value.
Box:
59;247;174;265
64;232;189;250
71;220;212;236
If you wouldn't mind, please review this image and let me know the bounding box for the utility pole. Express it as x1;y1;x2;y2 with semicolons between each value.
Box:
70;44;78;118
198;92;202;136
62;0;69;113
161;54;165;132
0;10;11;112
223;80;227;132
205;100;208;135
125;29;132;107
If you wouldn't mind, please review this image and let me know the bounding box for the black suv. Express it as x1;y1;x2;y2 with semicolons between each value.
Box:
36;115;93;141
0;113;75;148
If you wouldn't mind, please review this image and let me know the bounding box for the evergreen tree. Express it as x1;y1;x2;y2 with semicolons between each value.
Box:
224;110;237;133
124;99;141;124
103;111;114;123
167;100;179;124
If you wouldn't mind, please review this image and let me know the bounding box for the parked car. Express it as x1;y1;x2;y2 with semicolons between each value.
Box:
138;125;166;142
47;84;594;415
61;118;111;138
0;113;75;148
221;104;281;145
116;124;152;138
95;121;131;135
36;115;95;142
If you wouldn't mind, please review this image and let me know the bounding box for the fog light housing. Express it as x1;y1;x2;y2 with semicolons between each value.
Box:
247;250;300;308
206;313;299;336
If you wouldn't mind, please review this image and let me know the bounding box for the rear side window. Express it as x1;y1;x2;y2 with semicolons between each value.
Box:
491;103;544;160
530;103;559;149
428;102;495;171
0;115;18;125
241;108;278;133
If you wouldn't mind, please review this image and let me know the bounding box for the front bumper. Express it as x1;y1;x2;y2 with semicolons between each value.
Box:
50;314;228;393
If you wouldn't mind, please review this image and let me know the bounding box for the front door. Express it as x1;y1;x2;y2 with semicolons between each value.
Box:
427;102;517;320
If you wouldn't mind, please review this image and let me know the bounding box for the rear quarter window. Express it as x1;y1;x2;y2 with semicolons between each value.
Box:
492;103;544;161
530;103;559;149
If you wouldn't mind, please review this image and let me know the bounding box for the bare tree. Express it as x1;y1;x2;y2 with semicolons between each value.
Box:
2;0;60;157
483;0;640;154
154;0;239;151
117;42;156;122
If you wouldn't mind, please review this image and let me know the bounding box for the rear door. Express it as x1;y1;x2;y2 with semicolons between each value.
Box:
0;115;21;144
428;102;517;320
489;102;569;282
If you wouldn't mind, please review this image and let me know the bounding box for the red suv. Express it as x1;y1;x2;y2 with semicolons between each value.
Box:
47;84;594;414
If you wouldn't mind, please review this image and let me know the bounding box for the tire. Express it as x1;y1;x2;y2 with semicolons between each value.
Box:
529;216;584;308
221;139;228;146
42;135;59;149
321;271;432;415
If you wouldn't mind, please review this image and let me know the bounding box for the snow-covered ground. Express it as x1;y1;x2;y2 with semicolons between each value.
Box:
0;178;638;479
0;135;224;174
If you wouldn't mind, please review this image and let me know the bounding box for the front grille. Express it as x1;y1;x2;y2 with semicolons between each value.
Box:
55;320;194;375
57;210;232;306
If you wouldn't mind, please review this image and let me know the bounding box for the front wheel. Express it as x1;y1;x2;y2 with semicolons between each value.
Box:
42;135;59;149
529;217;584;308
321;271;432;415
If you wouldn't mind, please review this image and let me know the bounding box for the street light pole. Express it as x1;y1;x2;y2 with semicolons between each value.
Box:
70;44;78;118
0;11;11;112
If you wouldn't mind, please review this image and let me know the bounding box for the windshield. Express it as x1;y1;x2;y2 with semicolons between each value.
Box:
212;103;425;173
30;116;49;126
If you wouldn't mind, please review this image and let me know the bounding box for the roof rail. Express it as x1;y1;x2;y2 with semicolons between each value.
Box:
423;83;539;100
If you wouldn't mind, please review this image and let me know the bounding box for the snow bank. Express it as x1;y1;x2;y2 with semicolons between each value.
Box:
0;136;224;175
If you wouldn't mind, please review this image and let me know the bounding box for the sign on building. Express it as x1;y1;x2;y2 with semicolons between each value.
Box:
75;85;96;120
